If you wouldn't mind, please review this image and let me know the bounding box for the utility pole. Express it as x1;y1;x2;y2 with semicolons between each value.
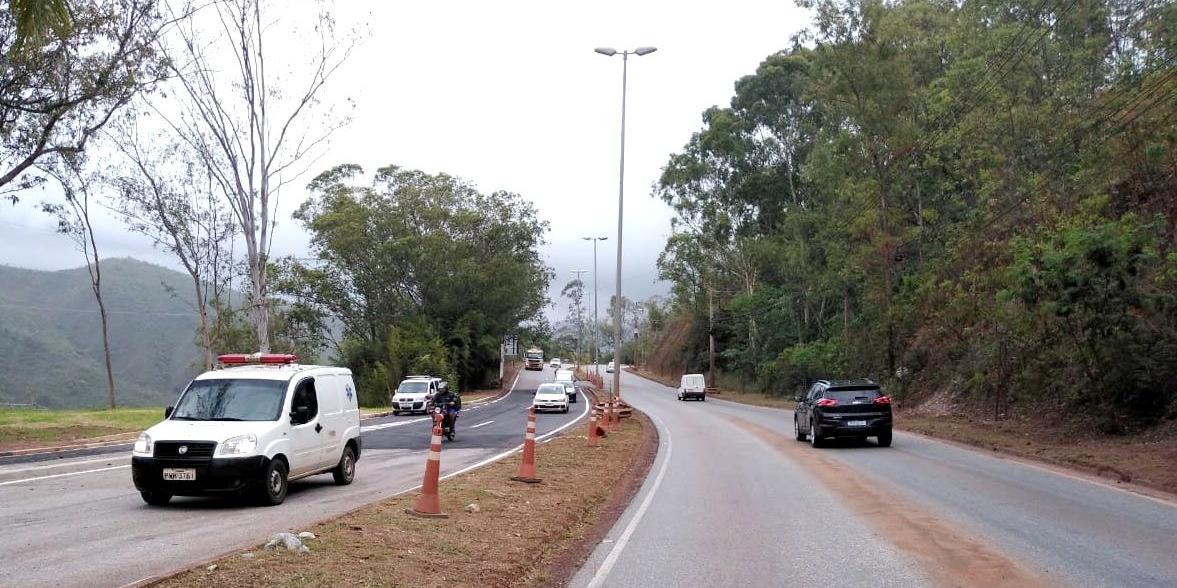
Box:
708;275;716;390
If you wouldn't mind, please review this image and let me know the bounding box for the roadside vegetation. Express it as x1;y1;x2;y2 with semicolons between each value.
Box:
641;0;1176;433
0;407;162;450
159;409;653;588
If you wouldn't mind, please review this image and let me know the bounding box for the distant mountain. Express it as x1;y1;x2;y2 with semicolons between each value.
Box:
0;258;211;408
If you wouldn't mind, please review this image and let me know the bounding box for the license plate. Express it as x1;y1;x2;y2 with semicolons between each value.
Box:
847;420;867;427
163;468;196;481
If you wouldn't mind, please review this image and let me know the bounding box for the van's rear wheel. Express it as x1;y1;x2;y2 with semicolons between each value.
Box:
140;490;171;506
257;459;289;505
332;446;356;485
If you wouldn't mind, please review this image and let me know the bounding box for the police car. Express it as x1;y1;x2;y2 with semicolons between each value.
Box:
131;353;362;506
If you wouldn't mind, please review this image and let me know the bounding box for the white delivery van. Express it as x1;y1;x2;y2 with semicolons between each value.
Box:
678;373;707;401
131;353;362;506
554;368;578;403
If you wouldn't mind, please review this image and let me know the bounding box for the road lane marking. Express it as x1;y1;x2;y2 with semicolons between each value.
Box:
0;456;127;475
0;464;130;487
470;420;494;429
362;417;431;432
586;413;672;588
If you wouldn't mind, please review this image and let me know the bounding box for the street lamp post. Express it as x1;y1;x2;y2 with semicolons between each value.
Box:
595;45;656;400
570;269;588;371
582;236;608;375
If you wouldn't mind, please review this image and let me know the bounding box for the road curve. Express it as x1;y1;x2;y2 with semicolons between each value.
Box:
0;367;585;588
571;369;1177;588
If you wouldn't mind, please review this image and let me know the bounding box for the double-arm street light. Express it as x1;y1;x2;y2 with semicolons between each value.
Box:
581;236;608;375
570;269;588;370
595;45;656;400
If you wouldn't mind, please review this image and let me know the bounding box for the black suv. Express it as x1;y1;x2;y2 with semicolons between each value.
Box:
794;380;892;447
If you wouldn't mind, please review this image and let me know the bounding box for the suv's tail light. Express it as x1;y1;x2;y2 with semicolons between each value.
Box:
874;396;892;405
816;398;838;407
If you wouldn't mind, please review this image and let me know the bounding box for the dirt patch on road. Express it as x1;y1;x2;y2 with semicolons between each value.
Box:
898;413;1177;497
731;416;1051;588
156;407;655;588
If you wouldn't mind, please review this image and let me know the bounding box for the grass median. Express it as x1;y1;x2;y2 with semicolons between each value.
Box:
158;406;655;588
0;407;162;451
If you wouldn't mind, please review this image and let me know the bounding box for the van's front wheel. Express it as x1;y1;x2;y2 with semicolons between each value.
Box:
257;459;289;506
332;446;356;485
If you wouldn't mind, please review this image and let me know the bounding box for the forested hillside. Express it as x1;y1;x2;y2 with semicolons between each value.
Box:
0;259;207;408
654;0;1175;431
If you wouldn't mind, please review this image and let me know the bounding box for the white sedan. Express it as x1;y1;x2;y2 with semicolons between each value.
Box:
533;383;570;413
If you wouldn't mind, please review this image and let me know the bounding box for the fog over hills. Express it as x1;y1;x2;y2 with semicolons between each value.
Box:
0;258;211;408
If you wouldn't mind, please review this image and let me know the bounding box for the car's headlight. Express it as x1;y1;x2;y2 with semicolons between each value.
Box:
133;433;153;456
216;433;257;456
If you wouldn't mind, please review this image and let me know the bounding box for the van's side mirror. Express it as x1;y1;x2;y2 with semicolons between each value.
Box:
164;406;174;418
290;405;310;424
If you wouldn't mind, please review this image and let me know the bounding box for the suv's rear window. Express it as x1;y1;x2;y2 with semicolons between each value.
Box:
825;388;881;404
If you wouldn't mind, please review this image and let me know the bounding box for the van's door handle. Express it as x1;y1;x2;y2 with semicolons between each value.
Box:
315;423;323;433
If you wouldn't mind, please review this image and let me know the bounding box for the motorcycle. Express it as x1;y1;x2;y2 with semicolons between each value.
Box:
433;402;458;441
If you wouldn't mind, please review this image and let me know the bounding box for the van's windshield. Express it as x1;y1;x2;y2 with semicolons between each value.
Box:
171;379;287;421
398;381;429;394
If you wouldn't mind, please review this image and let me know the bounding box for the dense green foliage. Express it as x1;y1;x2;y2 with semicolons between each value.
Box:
276;164;551;404
655;0;1175;429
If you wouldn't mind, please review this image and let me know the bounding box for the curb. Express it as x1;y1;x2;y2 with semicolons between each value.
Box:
0;434;139;458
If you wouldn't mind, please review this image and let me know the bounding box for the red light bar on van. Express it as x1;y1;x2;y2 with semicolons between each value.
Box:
218;353;298;365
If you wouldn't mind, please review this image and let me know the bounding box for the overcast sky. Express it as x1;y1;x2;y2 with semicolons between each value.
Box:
0;0;810;321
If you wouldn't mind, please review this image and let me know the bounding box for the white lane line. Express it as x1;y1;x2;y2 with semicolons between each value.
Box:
362;417;431;432
585;413;673;588
0;464;130;487
470;420;494;429
0;455;127;475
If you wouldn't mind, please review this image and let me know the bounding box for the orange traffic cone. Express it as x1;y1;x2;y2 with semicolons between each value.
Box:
588;408;600;447
612;398;622;430
406;413;449;518
511;405;542;483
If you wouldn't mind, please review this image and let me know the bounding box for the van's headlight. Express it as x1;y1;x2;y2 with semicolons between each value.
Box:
216;434;257;456
132;433;153;456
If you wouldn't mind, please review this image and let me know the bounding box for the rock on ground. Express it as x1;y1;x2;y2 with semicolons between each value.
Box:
264;532;310;553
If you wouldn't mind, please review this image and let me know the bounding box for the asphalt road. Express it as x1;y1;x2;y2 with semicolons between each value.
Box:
0;367;586;588
571;369;1177;588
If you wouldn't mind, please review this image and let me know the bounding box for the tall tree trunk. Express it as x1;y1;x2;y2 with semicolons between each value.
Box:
83;206;116;409
95;289;116;409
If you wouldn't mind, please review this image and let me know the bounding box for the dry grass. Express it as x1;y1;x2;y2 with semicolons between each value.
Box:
158;411;649;588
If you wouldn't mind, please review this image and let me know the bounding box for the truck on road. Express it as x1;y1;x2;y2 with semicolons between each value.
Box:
524;347;544;371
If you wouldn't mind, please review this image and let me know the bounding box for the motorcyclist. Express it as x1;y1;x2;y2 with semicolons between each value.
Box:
434;383;461;433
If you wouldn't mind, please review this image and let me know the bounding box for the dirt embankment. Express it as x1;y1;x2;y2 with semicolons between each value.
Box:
156;397;658;588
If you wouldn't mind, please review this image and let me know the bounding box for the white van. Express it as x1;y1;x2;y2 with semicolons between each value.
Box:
392;375;441;415
678;373;707;401
554;368;577;403
131;354;362;506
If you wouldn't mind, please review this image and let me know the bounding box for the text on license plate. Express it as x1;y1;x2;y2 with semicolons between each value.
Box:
163;468;196;481
847;420;867;427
